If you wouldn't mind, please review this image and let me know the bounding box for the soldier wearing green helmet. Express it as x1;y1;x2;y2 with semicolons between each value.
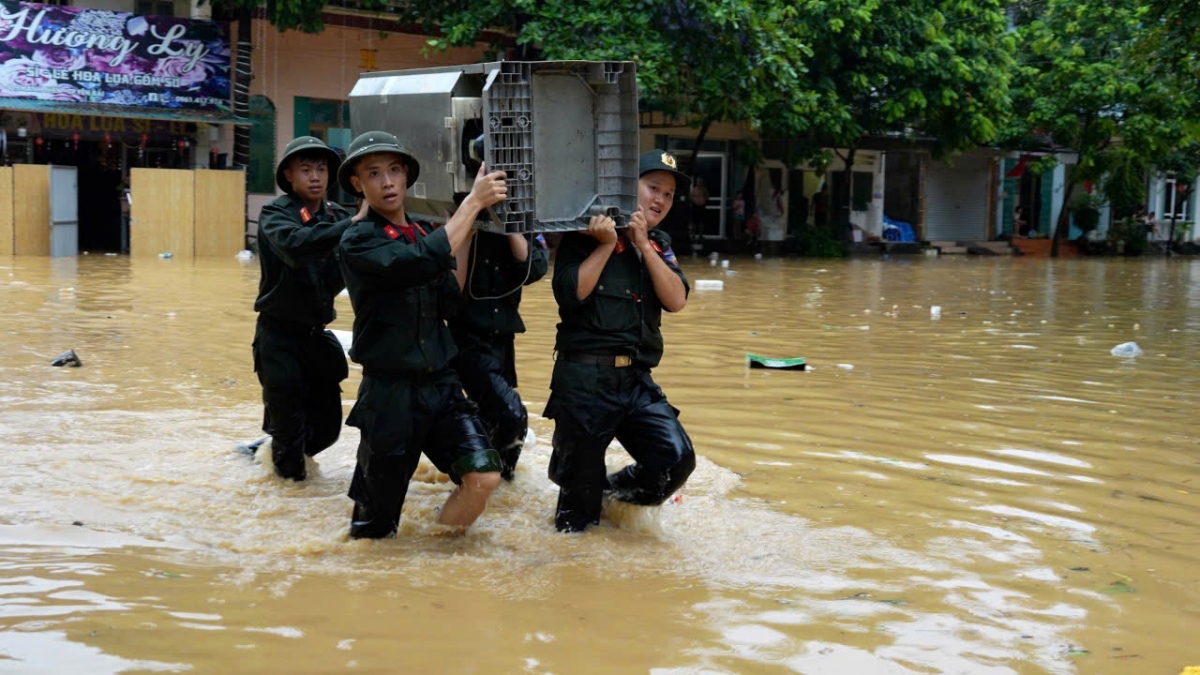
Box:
249;136;370;481
336;130;509;539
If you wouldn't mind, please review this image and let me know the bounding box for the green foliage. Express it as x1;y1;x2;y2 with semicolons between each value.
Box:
1071;192;1103;235
1108;217;1148;256
1004;0;1193;251
788;0;1015;159
405;0;812;147
795;224;846;258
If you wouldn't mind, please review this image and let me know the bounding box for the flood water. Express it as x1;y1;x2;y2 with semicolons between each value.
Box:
2;252;1199;674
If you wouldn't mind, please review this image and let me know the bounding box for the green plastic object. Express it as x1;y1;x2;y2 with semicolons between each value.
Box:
747;354;806;370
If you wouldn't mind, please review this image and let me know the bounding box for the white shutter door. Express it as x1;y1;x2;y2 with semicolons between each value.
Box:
926;157;991;241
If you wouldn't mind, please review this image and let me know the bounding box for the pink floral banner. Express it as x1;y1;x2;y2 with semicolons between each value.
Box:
0;0;230;111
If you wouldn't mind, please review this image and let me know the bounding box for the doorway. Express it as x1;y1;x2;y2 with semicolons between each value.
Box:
77;140;123;253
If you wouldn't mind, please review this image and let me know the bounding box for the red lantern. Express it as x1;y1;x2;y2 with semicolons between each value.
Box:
34;137;43;147
71;132;80;150
104;133;112;149
139;133;148;149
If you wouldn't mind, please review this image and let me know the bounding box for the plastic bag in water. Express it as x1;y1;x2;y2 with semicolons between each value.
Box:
1110;342;1143;358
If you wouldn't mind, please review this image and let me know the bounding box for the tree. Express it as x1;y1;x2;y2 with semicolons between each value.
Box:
403;0;813;176
782;0;1015;241
1007;0;1192;256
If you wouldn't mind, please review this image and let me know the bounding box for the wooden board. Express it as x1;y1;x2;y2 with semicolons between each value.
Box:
0;167;12;256
193;170;245;257
13;165;49;256
131;168;194;259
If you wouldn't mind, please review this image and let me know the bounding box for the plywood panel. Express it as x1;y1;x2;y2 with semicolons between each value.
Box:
193;170;245;257
131;168;194;259
13;165;49;256
0;167;13;256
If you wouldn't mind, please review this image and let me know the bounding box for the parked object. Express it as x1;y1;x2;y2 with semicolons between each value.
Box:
1110;342;1143;358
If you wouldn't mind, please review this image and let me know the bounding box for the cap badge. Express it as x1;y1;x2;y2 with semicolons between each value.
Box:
661;153;677;170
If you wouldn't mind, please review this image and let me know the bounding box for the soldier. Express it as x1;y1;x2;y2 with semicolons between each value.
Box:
543;150;697;532
250;136;368;481
448;228;549;481
337;131;508;538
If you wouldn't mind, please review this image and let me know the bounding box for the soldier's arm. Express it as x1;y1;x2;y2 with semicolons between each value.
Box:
259;201;356;268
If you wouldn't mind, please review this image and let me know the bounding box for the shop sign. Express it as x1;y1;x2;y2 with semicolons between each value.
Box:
0;0;230;110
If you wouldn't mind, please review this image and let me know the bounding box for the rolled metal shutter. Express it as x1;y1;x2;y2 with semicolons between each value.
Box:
925;157;991;241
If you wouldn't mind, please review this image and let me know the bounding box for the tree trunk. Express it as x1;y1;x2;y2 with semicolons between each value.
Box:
684;117;713;242
232;12;252;173
1050;178;1077;258
839;147;857;244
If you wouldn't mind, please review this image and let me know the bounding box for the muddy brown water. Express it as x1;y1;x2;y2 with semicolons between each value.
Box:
1;253;1198;674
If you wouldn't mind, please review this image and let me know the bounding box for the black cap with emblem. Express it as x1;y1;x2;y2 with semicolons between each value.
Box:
638;150;690;193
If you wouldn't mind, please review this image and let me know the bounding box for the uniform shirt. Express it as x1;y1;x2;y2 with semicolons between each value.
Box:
339;211;462;376
448;231;549;338
254;194;352;328
552;228;689;369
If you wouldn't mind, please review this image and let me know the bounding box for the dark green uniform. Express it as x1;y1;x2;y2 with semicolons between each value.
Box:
543;228;696;532
339;211;502;539
449;232;549;480
252;194;353;480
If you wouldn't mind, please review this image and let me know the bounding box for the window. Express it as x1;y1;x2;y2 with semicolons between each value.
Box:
1165;174;1191;220
247;95;276;194
294;96;353;203
135;0;174;16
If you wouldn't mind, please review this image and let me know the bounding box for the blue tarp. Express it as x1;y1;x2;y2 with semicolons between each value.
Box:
883;216;915;242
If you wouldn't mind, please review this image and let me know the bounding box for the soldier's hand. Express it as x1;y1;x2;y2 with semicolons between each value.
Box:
627;207;649;246
587;215;618;244
469;162;507;209
351;198;370;223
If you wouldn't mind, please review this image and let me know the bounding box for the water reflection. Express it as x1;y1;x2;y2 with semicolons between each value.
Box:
2;255;1199;672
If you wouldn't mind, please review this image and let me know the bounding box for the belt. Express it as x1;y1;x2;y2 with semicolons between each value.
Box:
259;313;326;335
555;351;633;368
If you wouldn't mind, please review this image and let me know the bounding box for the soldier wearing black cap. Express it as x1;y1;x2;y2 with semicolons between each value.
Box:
543;150;697;532
251;136;370;481
336;130;509;538
448;227;549;481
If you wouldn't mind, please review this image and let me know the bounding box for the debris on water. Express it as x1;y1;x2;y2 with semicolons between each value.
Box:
930;305;942;319
1101;580;1136;594
236;436;270;457
72;521;83;526
694;279;724;290
235;250;255;261
836;363;854;370
1110;341;1143;358
58;287;75;297
1068;566;1089;571
159;252;173;259
747;354;806;370
754;253;763;260
50;350;82;367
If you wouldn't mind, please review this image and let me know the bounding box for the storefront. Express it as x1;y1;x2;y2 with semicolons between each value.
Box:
0;0;241;255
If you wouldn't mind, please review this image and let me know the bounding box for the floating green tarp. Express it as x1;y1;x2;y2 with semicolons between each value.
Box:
747;354;807;370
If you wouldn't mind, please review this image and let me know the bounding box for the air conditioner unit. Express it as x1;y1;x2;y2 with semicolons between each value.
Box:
348;61;639;234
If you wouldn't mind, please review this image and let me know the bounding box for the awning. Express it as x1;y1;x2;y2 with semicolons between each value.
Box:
0;98;249;125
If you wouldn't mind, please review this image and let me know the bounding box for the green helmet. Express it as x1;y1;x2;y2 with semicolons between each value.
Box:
337;131;421;198
275;136;341;194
